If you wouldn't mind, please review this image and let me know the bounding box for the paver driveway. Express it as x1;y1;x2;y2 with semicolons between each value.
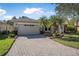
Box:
7;34;79;56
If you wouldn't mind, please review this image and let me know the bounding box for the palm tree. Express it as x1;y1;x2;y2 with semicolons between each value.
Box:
12;16;17;19
39;16;48;32
49;15;64;35
39;15;65;37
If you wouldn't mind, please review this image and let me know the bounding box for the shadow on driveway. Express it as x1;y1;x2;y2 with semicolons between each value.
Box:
18;34;47;39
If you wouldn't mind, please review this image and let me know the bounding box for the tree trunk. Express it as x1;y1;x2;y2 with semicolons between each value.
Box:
58;25;64;33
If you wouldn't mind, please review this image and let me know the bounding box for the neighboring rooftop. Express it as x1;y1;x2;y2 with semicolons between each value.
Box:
11;16;39;23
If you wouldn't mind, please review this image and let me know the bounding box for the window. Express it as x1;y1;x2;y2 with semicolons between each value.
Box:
24;24;35;26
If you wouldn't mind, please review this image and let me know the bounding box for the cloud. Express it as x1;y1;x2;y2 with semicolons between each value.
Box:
0;9;6;16
24;8;44;14
4;16;13;20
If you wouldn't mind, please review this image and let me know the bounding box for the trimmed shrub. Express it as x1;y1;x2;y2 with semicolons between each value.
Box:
10;31;17;35
52;32;64;38
9;33;16;37
1;31;9;35
66;26;76;33
9;31;17;37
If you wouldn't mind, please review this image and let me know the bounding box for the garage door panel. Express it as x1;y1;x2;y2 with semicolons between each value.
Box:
18;25;40;35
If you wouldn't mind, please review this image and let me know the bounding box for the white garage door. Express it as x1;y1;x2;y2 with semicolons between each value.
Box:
18;24;40;35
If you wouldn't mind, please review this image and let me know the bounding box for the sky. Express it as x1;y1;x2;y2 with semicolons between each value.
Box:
0;3;56;20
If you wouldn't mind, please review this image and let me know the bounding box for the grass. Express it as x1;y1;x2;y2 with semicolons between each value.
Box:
0;35;15;56
53;33;79;49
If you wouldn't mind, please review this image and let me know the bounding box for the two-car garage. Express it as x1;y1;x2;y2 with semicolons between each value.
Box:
13;18;41;36
17;24;40;35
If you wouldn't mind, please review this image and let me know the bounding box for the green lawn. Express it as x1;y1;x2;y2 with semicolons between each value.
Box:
53;34;79;49
0;35;15;56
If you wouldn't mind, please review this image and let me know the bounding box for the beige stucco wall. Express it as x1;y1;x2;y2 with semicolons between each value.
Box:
76;27;79;32
0;23;6;32
0;23;14;32
14;21;39;30
6;24;14;32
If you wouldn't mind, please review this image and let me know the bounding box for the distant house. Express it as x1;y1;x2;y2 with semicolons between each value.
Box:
76;20;79;32
0;21;14;32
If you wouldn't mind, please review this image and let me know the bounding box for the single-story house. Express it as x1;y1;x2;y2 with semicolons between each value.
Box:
12;17;41;35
